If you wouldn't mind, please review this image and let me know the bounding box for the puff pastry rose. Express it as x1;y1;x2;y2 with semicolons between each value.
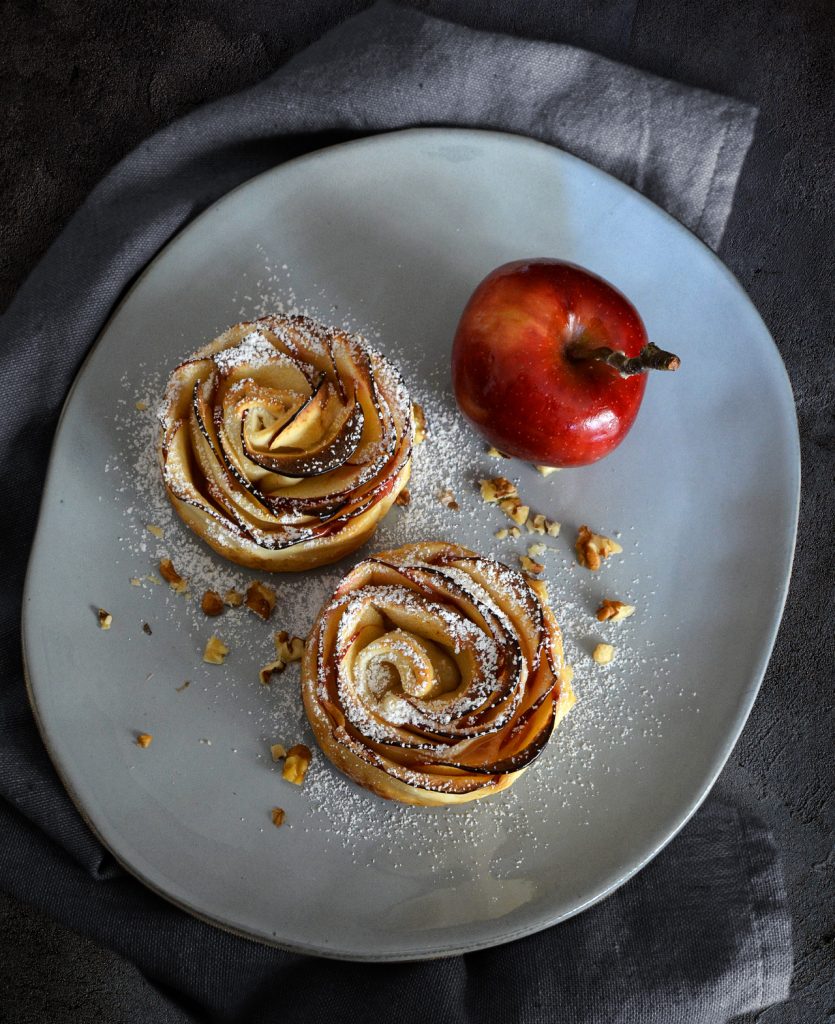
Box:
158;315;413;571
302;542;575;805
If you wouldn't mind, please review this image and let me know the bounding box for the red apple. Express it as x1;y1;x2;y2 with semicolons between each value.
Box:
451;259;679;467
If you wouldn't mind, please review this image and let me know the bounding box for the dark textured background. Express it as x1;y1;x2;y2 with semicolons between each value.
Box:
1;1;833;1022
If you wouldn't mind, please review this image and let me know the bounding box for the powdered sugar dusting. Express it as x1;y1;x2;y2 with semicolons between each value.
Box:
108;257;678;870
211;330;275;372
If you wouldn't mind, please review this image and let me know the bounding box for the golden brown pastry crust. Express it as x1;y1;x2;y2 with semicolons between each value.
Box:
157;315;412;571
302;542;575;805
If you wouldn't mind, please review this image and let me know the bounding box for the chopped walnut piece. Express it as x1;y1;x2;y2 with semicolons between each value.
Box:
260;632;305;684
394;488;411;507
520;554;544;574
412;403;427;444
259;660;284;686
135;732;153;748
479;477;518;503
282;744;312;786
159;558;187;593
527;577;549;603
437;488;459;511
146;524;164;539
499;497;529;526
142;622;152;636
201;590;224;617
134;400;148;411
203;635;230;665
575;525;623;571
223;588;243;607
596;599;636;623
270;807;286;827
97;609;112;630
270;743;287;762
526;514;560;537
275;631;305;663
527;513;548;535
508;526;521;538
535;465;561;477
487;446;510;459
245;581;277;621
495;527;509;540
592;642;616;665
129;577;142;587
527;543;546;558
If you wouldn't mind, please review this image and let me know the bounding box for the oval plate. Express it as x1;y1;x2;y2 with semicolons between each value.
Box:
22;129;799;960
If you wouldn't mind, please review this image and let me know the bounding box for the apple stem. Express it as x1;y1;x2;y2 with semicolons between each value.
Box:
568;341;681;376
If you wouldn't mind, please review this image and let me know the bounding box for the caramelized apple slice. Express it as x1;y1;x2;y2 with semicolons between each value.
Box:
242;388;365;478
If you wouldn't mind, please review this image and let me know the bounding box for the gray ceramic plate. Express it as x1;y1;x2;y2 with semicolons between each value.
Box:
23;129;799;960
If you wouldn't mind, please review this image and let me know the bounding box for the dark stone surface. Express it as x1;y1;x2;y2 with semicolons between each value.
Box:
1;1;832;1022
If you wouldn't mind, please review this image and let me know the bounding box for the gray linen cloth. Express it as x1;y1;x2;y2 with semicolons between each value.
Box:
0;3;790;1021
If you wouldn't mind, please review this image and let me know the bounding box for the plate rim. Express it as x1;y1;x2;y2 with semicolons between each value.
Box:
21;126;801;960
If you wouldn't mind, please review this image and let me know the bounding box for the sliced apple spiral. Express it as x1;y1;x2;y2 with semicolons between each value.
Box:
302;542;576;805
158;315;413;571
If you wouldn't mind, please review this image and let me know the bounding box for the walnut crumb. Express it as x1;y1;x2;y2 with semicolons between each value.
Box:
146;524;164;539
526;513;560;537
270;743;287;762
592;643;616;665
487;446;510;459
159;558;187;593
129;578;142;587
203;635;229;665
135;732;153;748
201;590;224;617
142;622;152;636
535;465;561;477
509;526;521;538
575;525;623;570
223;589;243;607
394;488;411;507
527;543;546;558
527;513;547;535
479;477;518;503
259;632;305;684
245;581;276;621
495;528;509;540
259;660;284;686
134;400;148;411
97;608;112;630
270;807;286;827
275;631;305;663
282;744;312;786
412;403;427;444
499;497;529;526
596;599;636;622
437;488;459;511
520;554;544;574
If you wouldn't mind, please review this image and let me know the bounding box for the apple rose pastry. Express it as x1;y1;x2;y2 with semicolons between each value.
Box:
302;542;575;805
158;315;413;571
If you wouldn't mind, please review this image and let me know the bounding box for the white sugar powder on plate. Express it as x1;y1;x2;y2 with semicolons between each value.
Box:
111;262;676;865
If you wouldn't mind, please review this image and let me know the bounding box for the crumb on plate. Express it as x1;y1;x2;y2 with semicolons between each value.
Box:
592;642;616;665
203;635;230;665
